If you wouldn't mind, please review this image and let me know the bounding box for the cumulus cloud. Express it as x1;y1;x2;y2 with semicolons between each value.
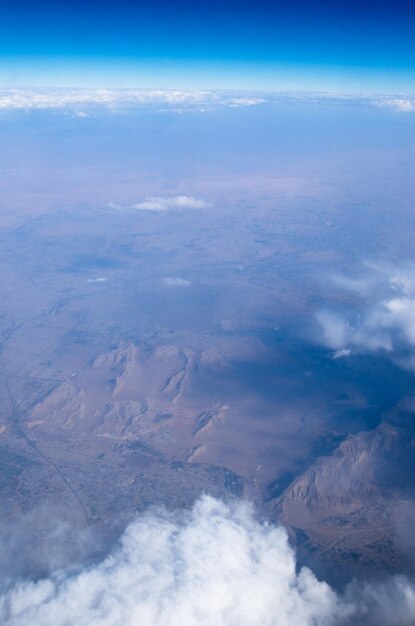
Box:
131;195;209;211
316;265;415;368
1;496;415;626
163;277;191;287
0;497;341;626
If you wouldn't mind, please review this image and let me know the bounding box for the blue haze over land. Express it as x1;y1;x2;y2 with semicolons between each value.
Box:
0;94;414;617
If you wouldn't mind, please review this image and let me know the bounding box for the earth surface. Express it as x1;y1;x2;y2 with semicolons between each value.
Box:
1;92;415;585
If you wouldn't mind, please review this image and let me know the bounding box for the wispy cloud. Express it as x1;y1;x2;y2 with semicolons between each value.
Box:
332;348;351;360
163;277;191;287
373;98;415;112
87;277;107;283
316;264;415;368
1;496;414;626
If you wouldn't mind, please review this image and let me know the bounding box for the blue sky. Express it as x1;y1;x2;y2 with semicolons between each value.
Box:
1;0;415;91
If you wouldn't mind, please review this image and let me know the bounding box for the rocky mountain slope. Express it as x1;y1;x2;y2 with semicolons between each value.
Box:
273;418;415;580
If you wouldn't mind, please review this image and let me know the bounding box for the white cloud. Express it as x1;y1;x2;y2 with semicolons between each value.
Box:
0;89;221;111
374;98;415;112
132;196;209;211
87;277;107;283
163;277;191;287
1;89;413;114
316;311;351;351
1;496;414;626
332;348;351;359
0;497;341;626
0;89;269;112
390;272;415;296
317;307;393;353
382;297;415;344
316;265;415;368
226;97;266;108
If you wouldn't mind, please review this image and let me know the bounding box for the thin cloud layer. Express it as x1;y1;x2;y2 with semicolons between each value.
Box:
0;89;265;112
0;89;220;110
1;496;415;626
0;89;414;113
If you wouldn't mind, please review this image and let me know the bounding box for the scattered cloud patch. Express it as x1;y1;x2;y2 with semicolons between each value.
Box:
1;496;415;626
374;98;415;112
87;277;107;283
132;196;209;211
316;265;415;369
332;348;351;359
106;202;123;210
226;97;266;108
163;277;191;287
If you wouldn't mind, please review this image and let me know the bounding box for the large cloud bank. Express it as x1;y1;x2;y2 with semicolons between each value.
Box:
0;496;415;626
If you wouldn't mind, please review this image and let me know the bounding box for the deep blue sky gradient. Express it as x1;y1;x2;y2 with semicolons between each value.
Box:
1;0;415;91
